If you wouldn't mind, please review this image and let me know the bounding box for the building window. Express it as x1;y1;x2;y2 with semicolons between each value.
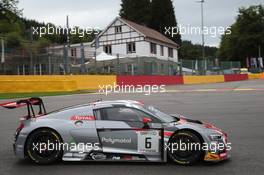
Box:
115;26;122;33
71;48;77;57
160;45;164;56
168;47;174;58
104;45;112;54
127;42;136;53
150;42;157;54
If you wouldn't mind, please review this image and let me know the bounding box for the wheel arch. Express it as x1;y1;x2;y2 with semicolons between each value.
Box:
170;128;205;144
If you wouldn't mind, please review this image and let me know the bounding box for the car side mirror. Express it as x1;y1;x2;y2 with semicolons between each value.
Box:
143;117;152;124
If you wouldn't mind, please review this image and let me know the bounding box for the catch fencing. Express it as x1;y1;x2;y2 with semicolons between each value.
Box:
0;46;243;76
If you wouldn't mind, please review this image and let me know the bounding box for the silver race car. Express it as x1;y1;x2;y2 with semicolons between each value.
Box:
1;98;230;165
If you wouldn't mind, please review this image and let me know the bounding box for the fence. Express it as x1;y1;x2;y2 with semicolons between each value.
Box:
0;46;182;76
181;59;242;75
0;46;243;76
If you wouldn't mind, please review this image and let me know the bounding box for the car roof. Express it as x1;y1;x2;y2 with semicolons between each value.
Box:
48;100;143;114
92;100;143;106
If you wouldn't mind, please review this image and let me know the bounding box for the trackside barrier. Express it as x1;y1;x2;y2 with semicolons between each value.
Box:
0;75;116;93
0;74;262;93
183;75;225;85
117;76;183;86
0;80;77;93
68;75;116;90
248;74;263;80
224;74;248;82
261;73;264;79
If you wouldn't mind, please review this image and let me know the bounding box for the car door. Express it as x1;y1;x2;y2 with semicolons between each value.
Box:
94;106;163;161
67;107;100;154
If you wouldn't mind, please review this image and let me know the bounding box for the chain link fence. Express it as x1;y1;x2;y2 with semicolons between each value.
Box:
180;59;241;75
0;47;242;76
0;47;181;75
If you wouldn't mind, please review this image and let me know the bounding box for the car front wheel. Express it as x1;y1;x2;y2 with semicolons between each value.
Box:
168;130;203;165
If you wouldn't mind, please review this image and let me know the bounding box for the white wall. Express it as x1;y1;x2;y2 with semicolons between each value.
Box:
96;40;178;63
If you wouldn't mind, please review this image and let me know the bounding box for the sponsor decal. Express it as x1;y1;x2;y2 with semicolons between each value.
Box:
101;137;132;144
123;155;132;160
137;130;160;153
112;156;121;160
70;115;95;121
90;152;107;160
204;152;221;161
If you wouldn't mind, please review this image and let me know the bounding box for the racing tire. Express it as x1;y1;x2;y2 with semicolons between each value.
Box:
168;130;203;165
25;128;63;164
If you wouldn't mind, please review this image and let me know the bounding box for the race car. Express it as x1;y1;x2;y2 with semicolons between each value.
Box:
0;97;230;165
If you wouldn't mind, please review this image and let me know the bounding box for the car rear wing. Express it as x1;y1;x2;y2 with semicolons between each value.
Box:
0;97;46;119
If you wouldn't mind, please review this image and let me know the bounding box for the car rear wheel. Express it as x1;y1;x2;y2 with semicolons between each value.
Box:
168;130;203;165
26;128;63;164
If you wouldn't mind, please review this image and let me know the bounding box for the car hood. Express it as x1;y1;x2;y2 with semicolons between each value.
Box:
170;114;227;137
170;114;203;125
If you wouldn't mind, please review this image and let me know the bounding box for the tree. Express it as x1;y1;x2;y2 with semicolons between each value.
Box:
5;31;22;48
0;0;22;21
119;0;151;25
218;5;264;65
150;0;181;45
120;0;181;45
180;40;217;60
1;0;21;14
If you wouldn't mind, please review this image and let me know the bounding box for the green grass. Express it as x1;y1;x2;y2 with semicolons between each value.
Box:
0;91;93;100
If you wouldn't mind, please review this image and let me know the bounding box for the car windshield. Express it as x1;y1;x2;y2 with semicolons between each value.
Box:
144;105;177;123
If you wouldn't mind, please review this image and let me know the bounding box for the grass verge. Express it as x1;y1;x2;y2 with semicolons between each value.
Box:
0;91;93;100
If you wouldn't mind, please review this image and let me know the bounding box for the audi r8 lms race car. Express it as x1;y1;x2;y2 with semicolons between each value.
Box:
0;97;230;165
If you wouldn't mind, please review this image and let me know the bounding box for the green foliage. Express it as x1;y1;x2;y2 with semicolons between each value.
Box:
180;40;217;60
0;19;22;34
5;31;22;48
120;0;181;45
0;0;95;50
0;0;22;17
119;0;151;25
150;0;181;45
69;26;95;44
218;5;264;65
33;37;51;53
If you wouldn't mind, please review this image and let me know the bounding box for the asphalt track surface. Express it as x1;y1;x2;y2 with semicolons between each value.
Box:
1;79;264;175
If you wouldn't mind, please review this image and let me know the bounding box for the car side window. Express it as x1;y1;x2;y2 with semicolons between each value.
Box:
99;107;161;123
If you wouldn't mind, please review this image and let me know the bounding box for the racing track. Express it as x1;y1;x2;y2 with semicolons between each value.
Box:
0;79;264;175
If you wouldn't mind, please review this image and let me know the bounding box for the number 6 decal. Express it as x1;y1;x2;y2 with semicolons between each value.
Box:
137;130;160;153
145;137;152;149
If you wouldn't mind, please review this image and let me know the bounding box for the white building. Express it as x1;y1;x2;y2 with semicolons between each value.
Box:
48;17;180;75
50;17;179;59
93;17;179;62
